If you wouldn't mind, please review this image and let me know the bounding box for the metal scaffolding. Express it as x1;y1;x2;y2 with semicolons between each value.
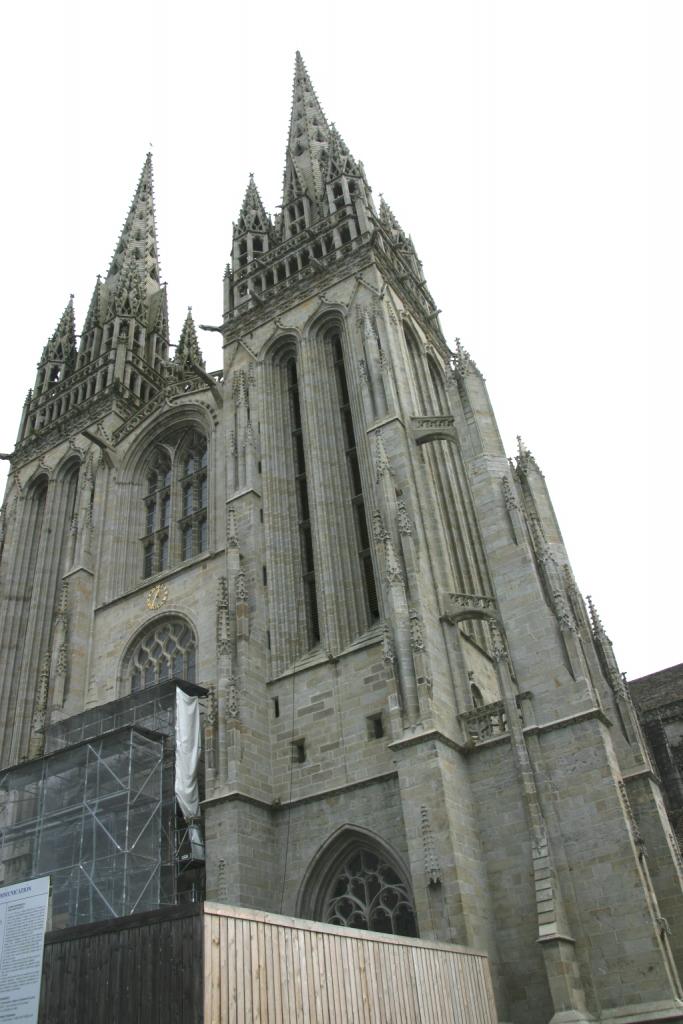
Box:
0;681;204;930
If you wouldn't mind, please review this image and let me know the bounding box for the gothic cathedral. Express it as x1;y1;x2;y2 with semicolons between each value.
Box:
0;54;681;1024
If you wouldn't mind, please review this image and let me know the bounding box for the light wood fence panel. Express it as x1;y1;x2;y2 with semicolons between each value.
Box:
203;902;498;1024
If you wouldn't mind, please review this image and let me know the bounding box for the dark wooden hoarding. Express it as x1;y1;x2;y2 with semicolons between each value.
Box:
39;902;203;1024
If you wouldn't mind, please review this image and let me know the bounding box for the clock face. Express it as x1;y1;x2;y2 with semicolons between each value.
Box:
146;584;169;610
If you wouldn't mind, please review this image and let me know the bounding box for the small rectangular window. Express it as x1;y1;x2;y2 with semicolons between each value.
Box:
272;697;280;718
292;740;306;764
367;714;384;740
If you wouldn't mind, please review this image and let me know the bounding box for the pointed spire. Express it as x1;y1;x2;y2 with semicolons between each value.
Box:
283;51;331;202
105;153;161;297
453;338;481;378
235;174;271;237
83;275;103;333
586;595;607;641
174;308;205;371
515;435;540;474
38;296;77;382
325;124;361;181
379;196;407;241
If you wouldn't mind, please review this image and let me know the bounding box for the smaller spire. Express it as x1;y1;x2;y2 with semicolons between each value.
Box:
325;124;361;181
379;195;406;240
82;275;103;333
515;435;541;475
174;307;205;371
235;174;271;237
453;338;481;378
39;296;77;376
586;595;607;640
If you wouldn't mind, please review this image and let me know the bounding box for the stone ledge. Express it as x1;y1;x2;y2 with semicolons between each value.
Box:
598;999;683;1023
203;769;399;812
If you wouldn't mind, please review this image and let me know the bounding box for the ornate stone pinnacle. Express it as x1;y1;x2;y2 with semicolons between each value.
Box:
489;622;508;662
226;507;239;549
384;536;404;586
501;476;520;512
374;431;392;479
397;498;413;536
586;595;602;635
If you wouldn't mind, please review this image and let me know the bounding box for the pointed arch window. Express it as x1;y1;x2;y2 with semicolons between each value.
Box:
124;618;197;693
141;431;208;579
143;452;171;577
304;836;418;939
178;433;208;562
331;332;379;626
287;357;320;647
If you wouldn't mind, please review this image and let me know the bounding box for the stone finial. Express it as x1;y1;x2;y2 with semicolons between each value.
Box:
217;577;230;657
384;536;404;586
501;475;520;512
586;594;606;639
409;609;425;651
372;508;388;544
382;624;395;665
489;622;508;662
226;507;239;549
235;569;248;603
421;806;442;886
374;431;392;480
397;498;413;536
453;338;480;378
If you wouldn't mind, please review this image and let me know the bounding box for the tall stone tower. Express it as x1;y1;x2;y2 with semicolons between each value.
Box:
0;53;682;1023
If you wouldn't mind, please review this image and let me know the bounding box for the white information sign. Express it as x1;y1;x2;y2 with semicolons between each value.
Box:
0;876;50;1024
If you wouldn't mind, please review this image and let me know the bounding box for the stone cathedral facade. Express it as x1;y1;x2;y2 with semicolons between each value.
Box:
1;53;682;1023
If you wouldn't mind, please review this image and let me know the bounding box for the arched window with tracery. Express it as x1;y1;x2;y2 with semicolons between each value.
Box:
324;847;417;936
303;834;418;939
330;332;379;627
140;428;209;580
143;451;171;578
178;432;208;562
124;618;197;693
286;355;320;647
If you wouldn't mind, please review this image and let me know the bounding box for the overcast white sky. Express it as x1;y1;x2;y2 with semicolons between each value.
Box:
0;1;680;680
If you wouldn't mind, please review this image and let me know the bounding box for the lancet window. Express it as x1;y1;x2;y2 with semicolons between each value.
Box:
125;618;197;692
143;452;171;578
178;434;208;562
331;334;379;625
141;431;208;579
287;357;320;647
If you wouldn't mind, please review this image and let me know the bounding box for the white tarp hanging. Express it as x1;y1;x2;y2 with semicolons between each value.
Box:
175;687;201;821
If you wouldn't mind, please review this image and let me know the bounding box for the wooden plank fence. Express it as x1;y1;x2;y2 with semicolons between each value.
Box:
38;901;498;1022
203;902;498;1024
